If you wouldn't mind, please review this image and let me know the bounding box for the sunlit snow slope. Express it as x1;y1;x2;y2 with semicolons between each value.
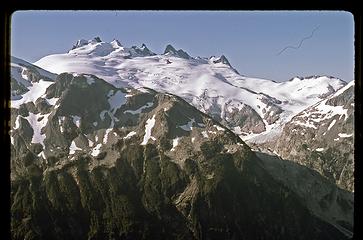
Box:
35;37;347;141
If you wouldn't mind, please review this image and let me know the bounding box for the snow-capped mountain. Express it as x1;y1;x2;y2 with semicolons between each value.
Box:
271;81;354;191
11;56;56;101
34;37;347;142
10;60;353;239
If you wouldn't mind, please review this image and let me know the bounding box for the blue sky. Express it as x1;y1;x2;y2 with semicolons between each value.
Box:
11;11;354;82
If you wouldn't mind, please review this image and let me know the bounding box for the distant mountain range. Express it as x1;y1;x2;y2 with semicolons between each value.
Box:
34;37;347;142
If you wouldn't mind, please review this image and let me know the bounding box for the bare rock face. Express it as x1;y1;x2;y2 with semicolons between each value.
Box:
273;82;354;191
10;63;353;239
224;103;266;134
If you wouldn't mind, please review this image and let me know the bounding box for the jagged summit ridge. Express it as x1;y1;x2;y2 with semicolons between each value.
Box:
163;44;191;59
71;37;103;50
69;37;233;65
35;37;347;142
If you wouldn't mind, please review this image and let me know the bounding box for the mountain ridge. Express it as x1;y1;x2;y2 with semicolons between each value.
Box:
33;37;347;143
9;61;353;239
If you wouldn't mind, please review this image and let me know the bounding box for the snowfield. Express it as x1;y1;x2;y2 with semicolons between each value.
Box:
33;37;349;142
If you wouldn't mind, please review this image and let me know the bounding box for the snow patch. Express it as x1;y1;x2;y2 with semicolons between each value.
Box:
14;116;22;130
46;97;59;105
327;119;337;131
11;80;54;108
233;126;242;135
103;129;112;144
292;120;317;129
170;137;180;151
91;143;102;157
315;100;349;121
37;151;46;159
124;131;137;139
69;140;82;154
141;114;156;145
25;112;51;148
338;133;353;138
201;131;209;138
58;116;65;127
71;115;81;128
214;125;225;131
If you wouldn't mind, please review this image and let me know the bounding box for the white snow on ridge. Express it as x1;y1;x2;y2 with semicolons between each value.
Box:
292;120;317;129
24;112;51;148
124;131;137;139
37;151;46;159
14;116;22;130
338;133;353;138
233;126;242;135
103;129;113;143
201;131;209;138
10;64;32;91
170;137;180;151
71;115;81;128
91;143;102;157
315;148;324;152
12;56;56;80
69;140;82;154
315;100;349;121
330;80;354;98
11;80;54;108
141;114;157;145
46;97;59;106
33;39;349;143
214;125;225;131
327;119;337;131
20;68;29;80
58;116;65;133
88;139;94;147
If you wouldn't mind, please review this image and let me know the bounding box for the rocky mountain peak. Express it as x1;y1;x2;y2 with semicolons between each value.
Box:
110;39;122;48
71;39;88;50
92;36;102;43
164;44;191;59
164;44;176;54
212;55;231;66
130;43;155;57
